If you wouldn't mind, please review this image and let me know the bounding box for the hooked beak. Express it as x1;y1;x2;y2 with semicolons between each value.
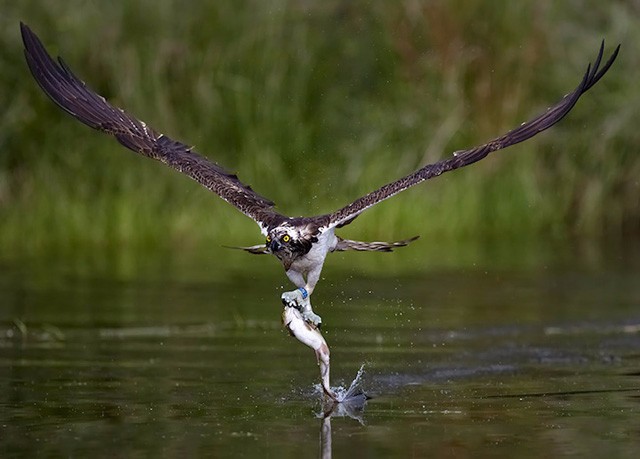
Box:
268;240;281;252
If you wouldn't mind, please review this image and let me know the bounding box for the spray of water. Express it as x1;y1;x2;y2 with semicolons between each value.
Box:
315;364;367;402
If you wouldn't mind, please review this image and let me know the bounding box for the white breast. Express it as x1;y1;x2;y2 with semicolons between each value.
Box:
290;228;337;273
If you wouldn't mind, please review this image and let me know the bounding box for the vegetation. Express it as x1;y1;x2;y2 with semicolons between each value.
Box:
1;1;639;262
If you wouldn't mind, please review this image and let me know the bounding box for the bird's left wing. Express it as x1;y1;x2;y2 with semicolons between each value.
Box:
21;23;284;232
326;41;620;229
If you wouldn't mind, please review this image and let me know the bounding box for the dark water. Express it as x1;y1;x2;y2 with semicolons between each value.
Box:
1;240;640;458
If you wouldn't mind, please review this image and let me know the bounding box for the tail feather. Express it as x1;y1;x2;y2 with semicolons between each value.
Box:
223;244;268;255
334;235;419;252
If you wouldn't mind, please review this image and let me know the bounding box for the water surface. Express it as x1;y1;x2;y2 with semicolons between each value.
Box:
1;240;639;457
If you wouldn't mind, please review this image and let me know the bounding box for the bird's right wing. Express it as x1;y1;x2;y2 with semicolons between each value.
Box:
21;23;285;233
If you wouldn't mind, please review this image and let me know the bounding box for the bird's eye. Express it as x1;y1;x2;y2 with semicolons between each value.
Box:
266;236;271;243
282;235;290;243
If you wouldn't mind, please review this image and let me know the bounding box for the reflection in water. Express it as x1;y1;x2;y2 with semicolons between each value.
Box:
487;387;640;399
319;387;368;459
2;240;640;457
2;314;640;456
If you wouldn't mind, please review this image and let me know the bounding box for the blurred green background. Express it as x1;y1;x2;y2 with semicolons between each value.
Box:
1;0;639;261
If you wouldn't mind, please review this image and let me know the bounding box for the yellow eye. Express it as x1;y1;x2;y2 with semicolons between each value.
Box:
282;234;290;243
266;236;271;243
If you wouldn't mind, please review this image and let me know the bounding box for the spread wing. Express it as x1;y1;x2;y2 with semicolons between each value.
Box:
326;41;620;229
21;23;284;233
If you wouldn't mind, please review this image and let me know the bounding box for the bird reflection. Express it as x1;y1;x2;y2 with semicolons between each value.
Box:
318;390;368;459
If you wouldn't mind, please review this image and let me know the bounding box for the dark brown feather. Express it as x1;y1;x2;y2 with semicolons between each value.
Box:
20;23;283;229
327;41;620;229
334;236;419;252
21;23;619;237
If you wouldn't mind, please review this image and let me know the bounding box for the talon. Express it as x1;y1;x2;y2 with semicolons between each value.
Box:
281;289;321;327
302;310;322;328
281;289;304;309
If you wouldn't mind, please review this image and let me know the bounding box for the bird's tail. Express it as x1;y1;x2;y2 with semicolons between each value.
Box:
334;235;419;252
223;244;268;255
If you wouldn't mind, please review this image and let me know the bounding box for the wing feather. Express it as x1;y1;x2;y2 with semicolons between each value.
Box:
327;41;620;229
21;23;283;230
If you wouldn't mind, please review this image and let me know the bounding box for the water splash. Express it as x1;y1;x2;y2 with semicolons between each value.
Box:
313;364;368;426
315;364;367;403
336;364;366;402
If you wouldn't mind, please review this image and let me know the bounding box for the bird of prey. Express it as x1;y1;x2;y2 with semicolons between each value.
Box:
21;23;619;326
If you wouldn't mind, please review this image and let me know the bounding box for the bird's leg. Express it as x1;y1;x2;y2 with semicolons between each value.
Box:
281;287;321;326
282;268;322;327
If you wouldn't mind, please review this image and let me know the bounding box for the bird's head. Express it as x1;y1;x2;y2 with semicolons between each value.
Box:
266;226;315;266
266;227;297;256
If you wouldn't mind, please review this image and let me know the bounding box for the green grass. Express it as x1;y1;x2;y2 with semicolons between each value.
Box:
1;0;639;261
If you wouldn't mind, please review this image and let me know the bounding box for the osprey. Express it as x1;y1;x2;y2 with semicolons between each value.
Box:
21;23;619;326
